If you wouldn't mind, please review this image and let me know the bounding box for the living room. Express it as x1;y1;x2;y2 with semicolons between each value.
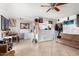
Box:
0;3;79;56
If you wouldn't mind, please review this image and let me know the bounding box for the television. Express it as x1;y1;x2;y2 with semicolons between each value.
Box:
1;15;9;31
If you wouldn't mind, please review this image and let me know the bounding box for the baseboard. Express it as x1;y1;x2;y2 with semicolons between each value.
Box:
38;39;53;43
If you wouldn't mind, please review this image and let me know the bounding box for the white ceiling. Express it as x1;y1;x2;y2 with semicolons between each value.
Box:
0;3;79;19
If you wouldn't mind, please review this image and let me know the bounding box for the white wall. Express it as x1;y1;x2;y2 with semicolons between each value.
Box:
59;15;79;35
10;17;35;39
0;6;9;40
11;17;57;40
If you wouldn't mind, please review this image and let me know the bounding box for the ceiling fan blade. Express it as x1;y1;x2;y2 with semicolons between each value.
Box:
54;7;60;11
56;3;67;6
41;5;50;7
46;8;51;12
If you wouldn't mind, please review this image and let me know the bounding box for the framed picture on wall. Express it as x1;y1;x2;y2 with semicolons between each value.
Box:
9;18;16;27
1;15;9;31
20;23;29;29
39;18;43;23
48;21;53;24
63;20;74;25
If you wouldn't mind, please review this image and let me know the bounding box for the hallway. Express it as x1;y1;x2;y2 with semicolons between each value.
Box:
13;39;79;56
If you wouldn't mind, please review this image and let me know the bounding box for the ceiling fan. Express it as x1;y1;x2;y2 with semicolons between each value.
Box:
41;3;67;12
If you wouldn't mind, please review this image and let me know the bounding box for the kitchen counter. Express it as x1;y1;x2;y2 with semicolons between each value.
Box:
38;30;54;42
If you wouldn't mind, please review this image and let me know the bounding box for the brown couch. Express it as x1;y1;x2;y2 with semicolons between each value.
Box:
0;44;15;56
